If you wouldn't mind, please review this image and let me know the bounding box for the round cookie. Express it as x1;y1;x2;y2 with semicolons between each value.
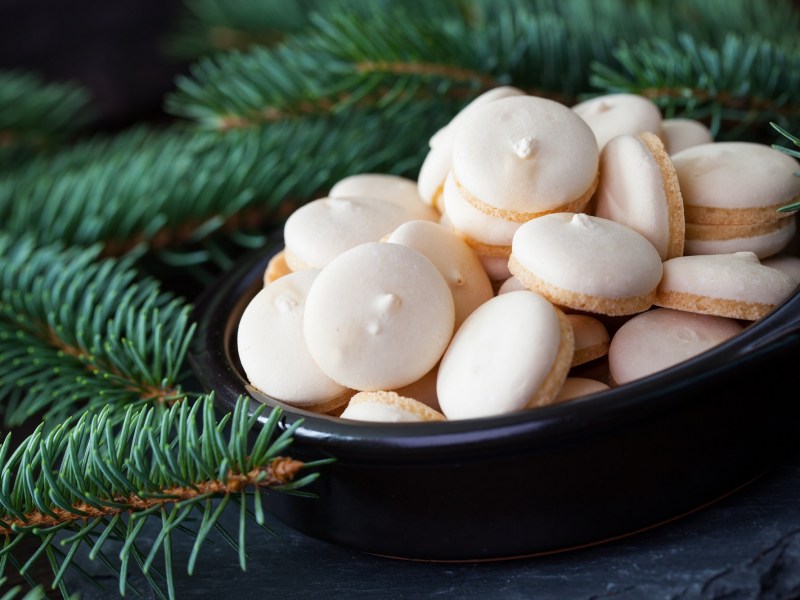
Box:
608;308;744;385
340;391;445;423
442;172;520;255
567;314;610;367
571;93;663;151
329;173;439;222
391;363;441;412
497;276;527;295
479;254;511;283
593;132;685;260
452;96;599;222
671;142;800;225
304;242;455;391
437;291;574;420
509;213;663;316
418;86;526;208
655;252;798;320
238;269;349;408
384;220;493;329
263;249;291;285
684;216;796;259
660;118;713;155
554;378;610;403
283;196;414;270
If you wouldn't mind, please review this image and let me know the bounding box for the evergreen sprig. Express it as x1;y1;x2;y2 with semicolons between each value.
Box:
0;71;92;163
590;32;800;139
771;122;800;213
0;395;319;599
0;236;195;427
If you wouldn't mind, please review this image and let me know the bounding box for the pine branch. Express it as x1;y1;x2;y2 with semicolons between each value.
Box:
0;107;441;272
590;32;800;139
771;122;800;213
0;71;93;162
0;236;195;427
0;395;318;599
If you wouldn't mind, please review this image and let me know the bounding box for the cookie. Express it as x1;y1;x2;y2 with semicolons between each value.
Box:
671;142;800;225
593;132;685;260
329;173;439;222
237;269;349;409
684;215;796;259
660;118;713;155
571;93;663;151
762;254;800;284
509;213;663;316
452;96;599;222
567;314;610;367
608;308;744;385
655;252;797;320
437;291;573;420
303;242;455;390
263;249;291;285
340;391;445;422
554;378;610;403
384;220;493;329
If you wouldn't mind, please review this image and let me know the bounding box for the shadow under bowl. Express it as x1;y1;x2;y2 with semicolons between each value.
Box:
189;236;800;561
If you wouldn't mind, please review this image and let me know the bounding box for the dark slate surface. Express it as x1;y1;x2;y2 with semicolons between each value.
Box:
58;450;800;600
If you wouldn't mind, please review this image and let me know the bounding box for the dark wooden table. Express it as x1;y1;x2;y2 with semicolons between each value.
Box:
61;448;800;599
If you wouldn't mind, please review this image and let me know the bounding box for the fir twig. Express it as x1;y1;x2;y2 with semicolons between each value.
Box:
0;395;315;599
771;122;800;213
0;236;195;427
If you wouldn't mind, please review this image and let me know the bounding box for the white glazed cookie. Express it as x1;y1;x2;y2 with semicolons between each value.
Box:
567;314;610;366
608;308;743;385
283;196;414;270
238;269;349;408
656;252;797;320
660;118;713;155
340;391;446;422
763;254;800;284
452;96;599;222
329;173;439;222
684;216;797;259
593;132;685;260
384;220;493;329
554;378;610;402
571;93;663;151
671;142;800;225
437;291;573;420
418;86;526;208
263;249;291;285
304;242;455;391
509;213;663;316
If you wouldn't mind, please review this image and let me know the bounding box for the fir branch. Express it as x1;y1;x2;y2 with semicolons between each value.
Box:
0;107;441;270
0;395;317;599
590;32;800;139
771;122;800;213
0;71;92;157
0;237;195;427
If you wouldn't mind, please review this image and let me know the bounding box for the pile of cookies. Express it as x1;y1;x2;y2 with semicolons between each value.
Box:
237;89;800;423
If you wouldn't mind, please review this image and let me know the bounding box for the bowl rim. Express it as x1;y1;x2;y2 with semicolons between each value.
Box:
191;235;800;463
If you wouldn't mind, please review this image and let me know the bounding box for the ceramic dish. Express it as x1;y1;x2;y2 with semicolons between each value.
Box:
189;234;800;560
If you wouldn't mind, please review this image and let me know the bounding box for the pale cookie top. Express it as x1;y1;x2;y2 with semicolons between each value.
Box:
452;96;599;215
437;291;563;420
555;378;610;403
571;93;662;150
684;216;796;260
593;134;673;259
419;87;526;205
283;196;413;270
304;242;455;391
671;142;800;210
659;252;797;307
511;213;663;298
497;276;527;295
608;308;743;385
442;172;521;247
567;314;610;352
660;118;713;155
329;173;438;222
385;220;493;329
340;391;445;423
237;269;348;405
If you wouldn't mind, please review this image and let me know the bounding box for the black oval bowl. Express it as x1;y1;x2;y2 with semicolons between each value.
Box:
190;237;800;560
